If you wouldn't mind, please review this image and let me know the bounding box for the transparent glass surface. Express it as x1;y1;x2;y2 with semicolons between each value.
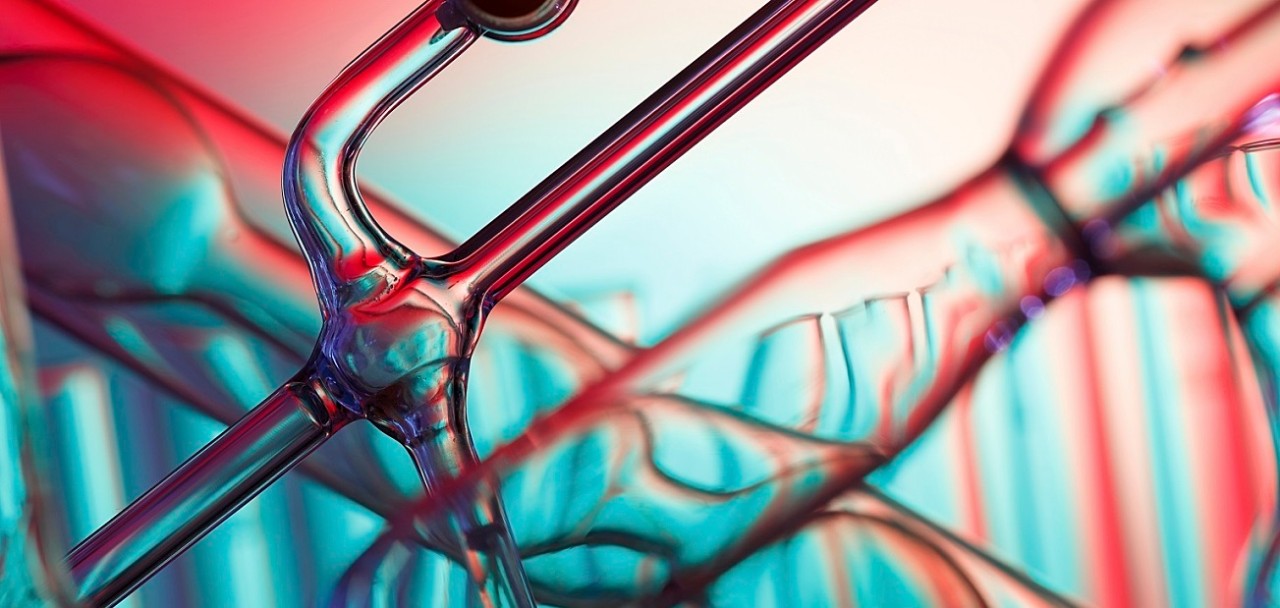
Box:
0;129;73;607
4;0;1280;606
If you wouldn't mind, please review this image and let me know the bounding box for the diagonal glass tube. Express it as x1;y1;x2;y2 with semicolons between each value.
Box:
65;379;345;606
445;0;882;301
0;130;71;607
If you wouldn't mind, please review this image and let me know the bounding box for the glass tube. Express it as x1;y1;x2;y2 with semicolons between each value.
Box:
66;380;345;606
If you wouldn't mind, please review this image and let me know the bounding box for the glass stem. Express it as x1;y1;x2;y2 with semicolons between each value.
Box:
405;434;534;608
65;373;345;607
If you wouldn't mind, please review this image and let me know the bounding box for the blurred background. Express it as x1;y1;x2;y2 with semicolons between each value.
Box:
4;0;1280;606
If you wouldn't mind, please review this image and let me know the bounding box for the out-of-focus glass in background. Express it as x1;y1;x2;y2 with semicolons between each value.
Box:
4;0;1280;605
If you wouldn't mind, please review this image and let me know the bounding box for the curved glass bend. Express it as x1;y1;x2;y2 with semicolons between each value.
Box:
65;380;342;606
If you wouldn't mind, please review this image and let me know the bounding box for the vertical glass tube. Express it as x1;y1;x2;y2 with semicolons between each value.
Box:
406;438;534;607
